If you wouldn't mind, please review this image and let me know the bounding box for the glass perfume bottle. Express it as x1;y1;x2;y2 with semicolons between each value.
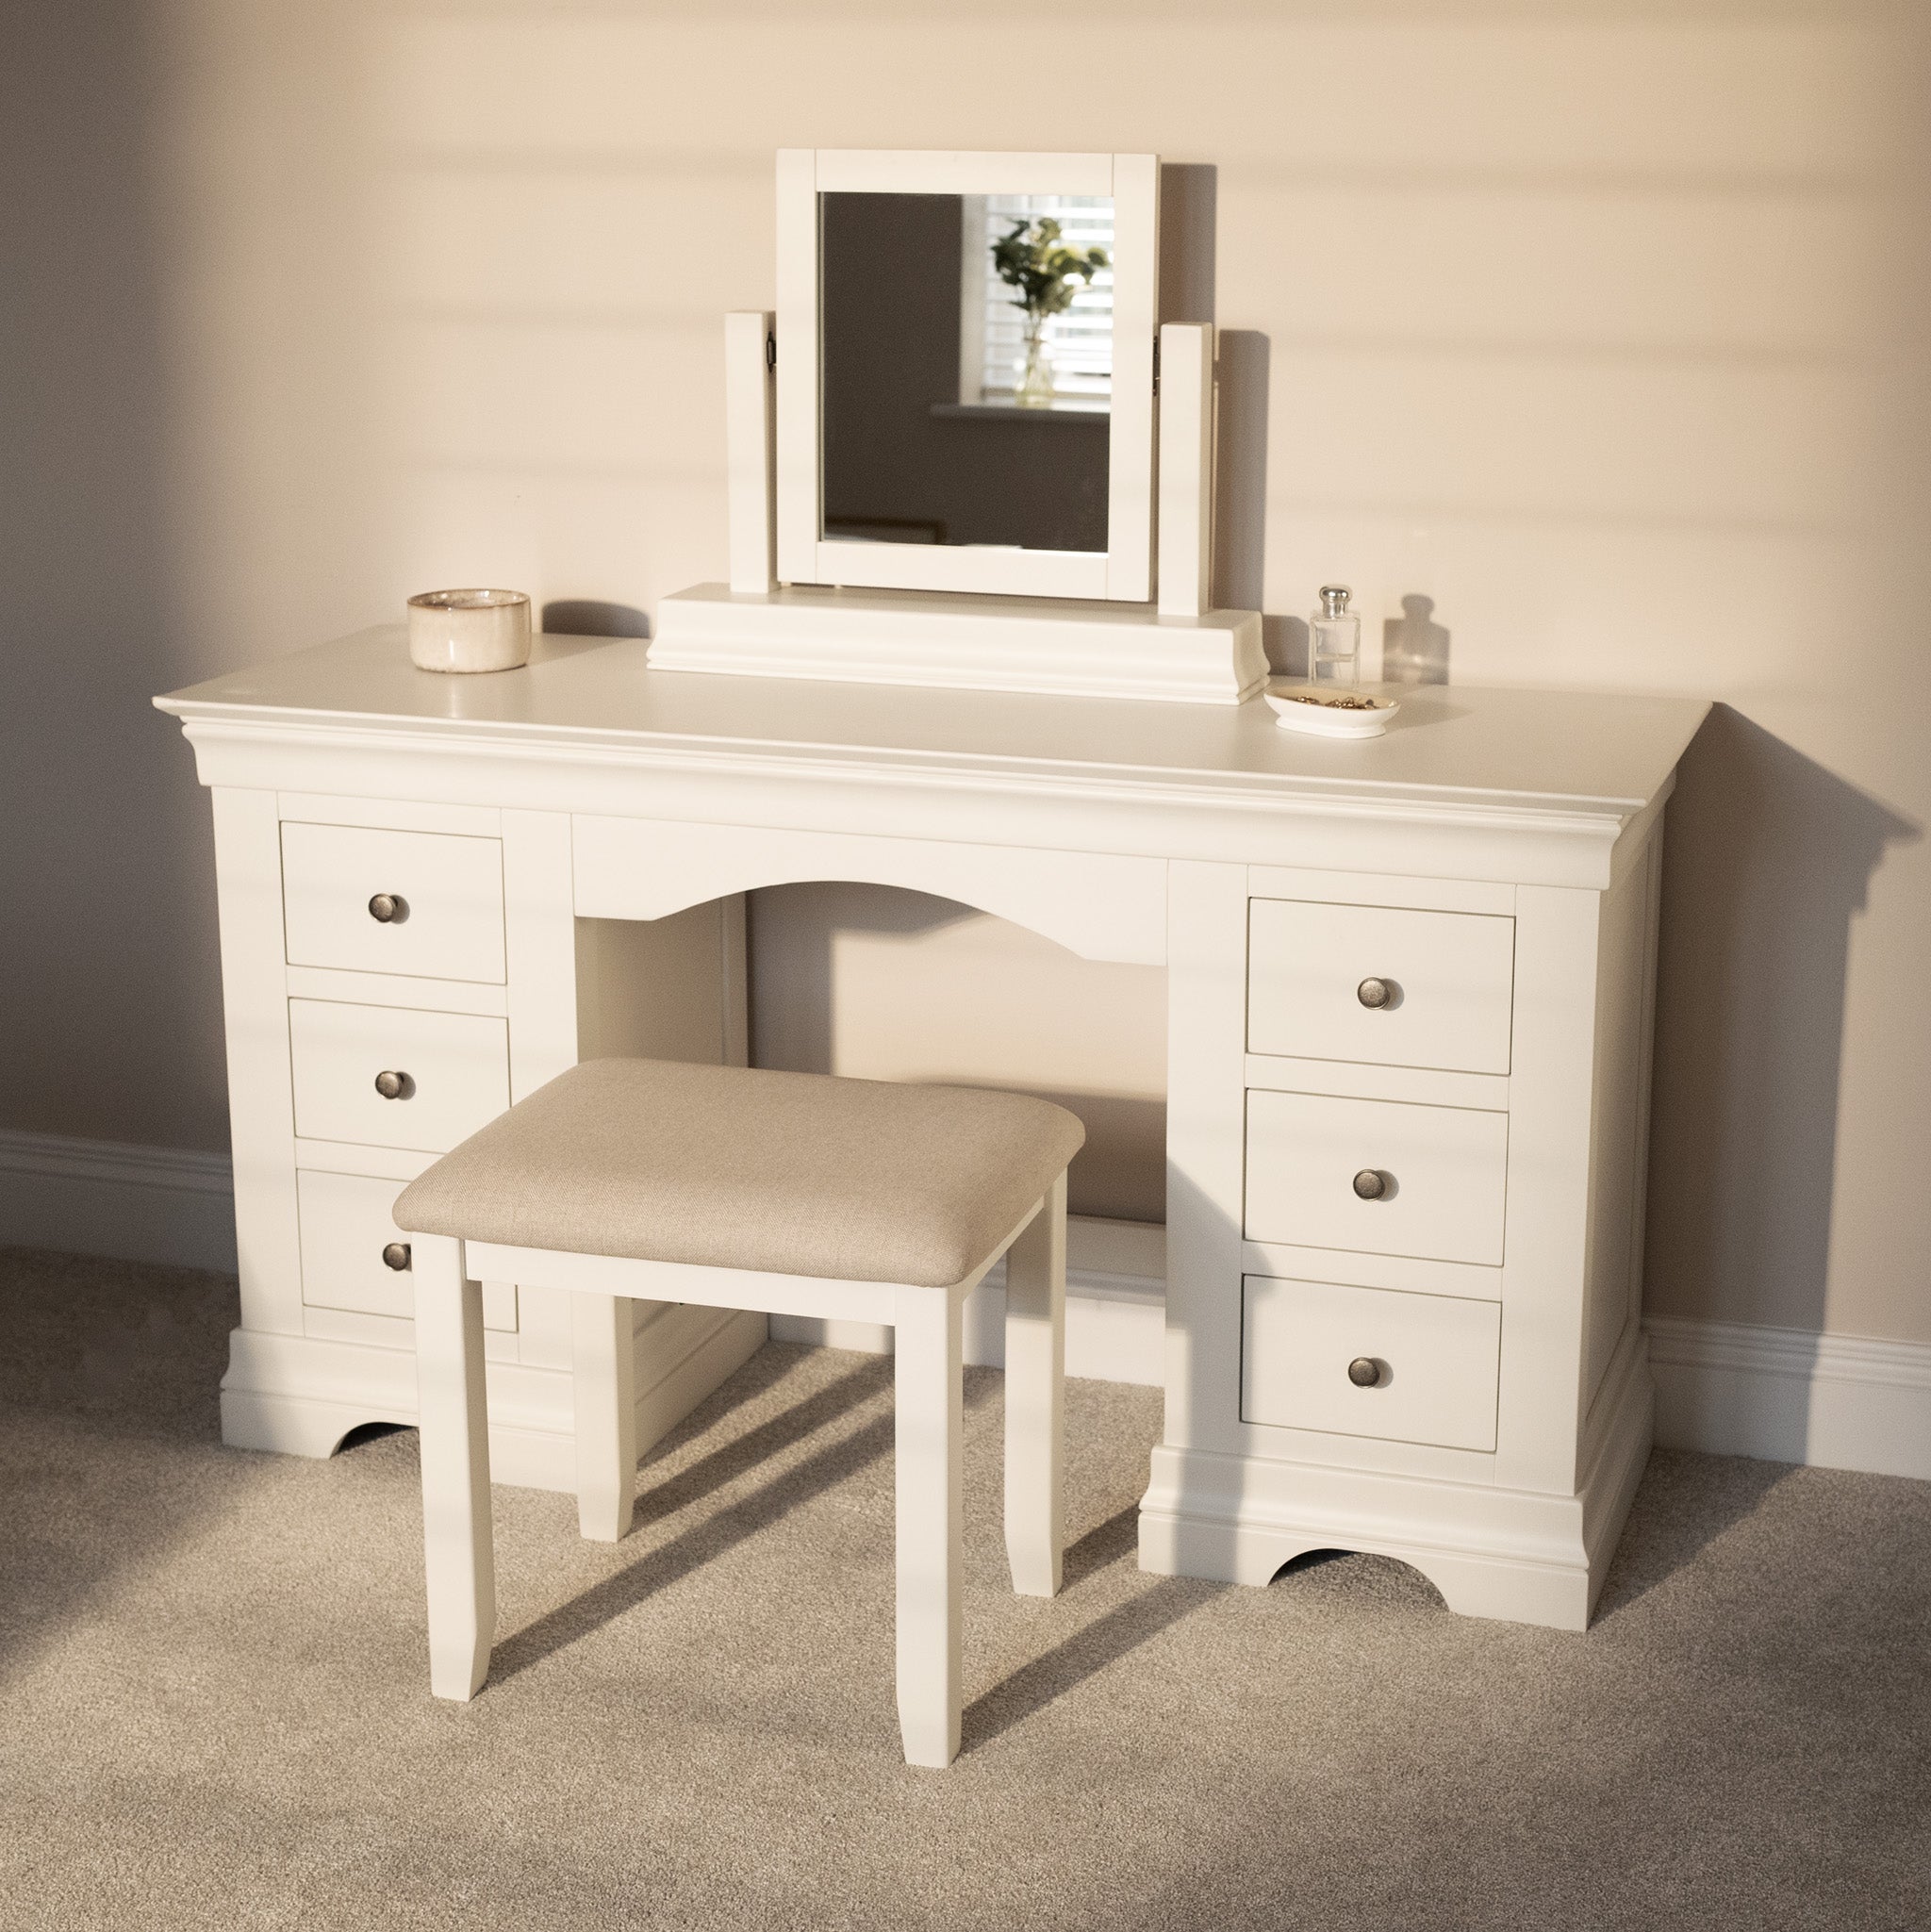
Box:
1309;585;1361;684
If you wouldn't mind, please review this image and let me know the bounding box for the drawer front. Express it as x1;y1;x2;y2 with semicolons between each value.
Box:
298;1168;516;1327
1247;898;1514;1074
298;1170;418;1319
1242;1276;1500;1451
282;822;505;983
289;999;510;1153
1245;1088;1508;1265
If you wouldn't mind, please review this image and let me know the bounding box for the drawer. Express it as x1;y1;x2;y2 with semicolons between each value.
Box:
289;999;510;1153
297;1169;516;1327
1245;1088;1508;1265
1247;898;1514;1074
282;822;505;983
1241;1275;1500;1451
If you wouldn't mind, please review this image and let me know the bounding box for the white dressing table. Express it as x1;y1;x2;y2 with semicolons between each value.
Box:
157;627;1706;1629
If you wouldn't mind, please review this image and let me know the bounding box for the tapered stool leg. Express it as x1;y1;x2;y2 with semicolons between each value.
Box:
413;1232;496;1700
1002;1172;1066;1598
570;1291;638;1541
894;1282;964;1768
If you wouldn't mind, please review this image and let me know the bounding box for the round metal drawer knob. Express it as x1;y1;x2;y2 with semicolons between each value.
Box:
1348;1356;1384;1388
373;1069;414;1101
382;1242;412;1272
368;893;409;924
1357;977;1394;1009
1352;1168;1389;1200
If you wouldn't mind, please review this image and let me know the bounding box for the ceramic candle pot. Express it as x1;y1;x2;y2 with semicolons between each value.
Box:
407;589;533;673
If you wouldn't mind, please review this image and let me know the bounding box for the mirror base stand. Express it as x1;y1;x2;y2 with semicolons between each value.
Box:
649;583;1265;705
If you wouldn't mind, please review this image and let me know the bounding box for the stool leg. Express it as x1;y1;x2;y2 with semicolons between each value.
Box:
1002;1172;1066;1598
570;1292;638;1542
413;1233;496;1700
894;1284;964;1768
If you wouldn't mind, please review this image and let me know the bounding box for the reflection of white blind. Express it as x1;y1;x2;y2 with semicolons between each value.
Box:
972;195;1114;407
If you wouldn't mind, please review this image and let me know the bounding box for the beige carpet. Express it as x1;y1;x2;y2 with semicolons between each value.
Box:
1;1247;1926;1931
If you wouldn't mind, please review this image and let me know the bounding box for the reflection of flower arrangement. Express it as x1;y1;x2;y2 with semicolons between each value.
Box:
992;217;1108;406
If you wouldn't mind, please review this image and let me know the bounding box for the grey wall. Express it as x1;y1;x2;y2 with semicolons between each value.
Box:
5;0;1929;1349
1;0;228;1151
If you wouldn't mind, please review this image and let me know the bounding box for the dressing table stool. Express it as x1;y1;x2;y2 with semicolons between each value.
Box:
391;1055;1083;1767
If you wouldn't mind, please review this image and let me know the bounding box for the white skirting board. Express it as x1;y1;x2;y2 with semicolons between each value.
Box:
1646;1315;1931;1483
5;1126;1928;1482
219;1306;767;1493
0;1127;239;1274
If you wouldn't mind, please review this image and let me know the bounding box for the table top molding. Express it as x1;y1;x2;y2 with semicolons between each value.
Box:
157;629;1709;889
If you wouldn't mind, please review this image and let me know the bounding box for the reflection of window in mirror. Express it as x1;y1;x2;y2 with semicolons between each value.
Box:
958;195;1114;413
819;191;1112;555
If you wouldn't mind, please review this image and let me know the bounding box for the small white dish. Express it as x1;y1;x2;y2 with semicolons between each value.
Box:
1263;679;1399;738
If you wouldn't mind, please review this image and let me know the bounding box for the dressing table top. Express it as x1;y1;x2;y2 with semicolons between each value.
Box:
160;628;1708;827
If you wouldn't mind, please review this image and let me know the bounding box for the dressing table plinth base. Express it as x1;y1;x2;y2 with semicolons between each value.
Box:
217;1310;767;1493
1139;1348;1655;1633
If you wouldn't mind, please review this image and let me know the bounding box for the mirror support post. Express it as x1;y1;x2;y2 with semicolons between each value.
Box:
726;310;777;594
1156;323;1215;618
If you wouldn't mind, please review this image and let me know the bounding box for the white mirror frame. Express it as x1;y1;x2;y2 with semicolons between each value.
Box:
775;148;1159;603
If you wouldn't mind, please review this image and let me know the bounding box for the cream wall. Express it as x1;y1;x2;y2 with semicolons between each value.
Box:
5;3;1926;1344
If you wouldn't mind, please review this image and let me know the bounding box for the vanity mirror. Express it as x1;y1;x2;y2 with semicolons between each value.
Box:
779;149;1157;602
650;146;1264;703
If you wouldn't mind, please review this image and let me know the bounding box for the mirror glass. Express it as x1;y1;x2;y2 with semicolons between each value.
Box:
819;190;1114;554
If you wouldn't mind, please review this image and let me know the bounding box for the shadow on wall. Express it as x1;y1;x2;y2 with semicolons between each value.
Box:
1257;590;1453;684
746;883;1166;1224
1211;322;1453;685
1213;325;1341;678
1645;707;1920;1345
1160;162;1216;325
751;884;980;1075
541;600;650;639
1382;595;1451;685
1213;329;1268;608
0;0;231;1149
1163;162;1278;660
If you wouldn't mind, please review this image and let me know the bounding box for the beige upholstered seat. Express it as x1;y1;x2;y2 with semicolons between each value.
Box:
394;1057;1085;1289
